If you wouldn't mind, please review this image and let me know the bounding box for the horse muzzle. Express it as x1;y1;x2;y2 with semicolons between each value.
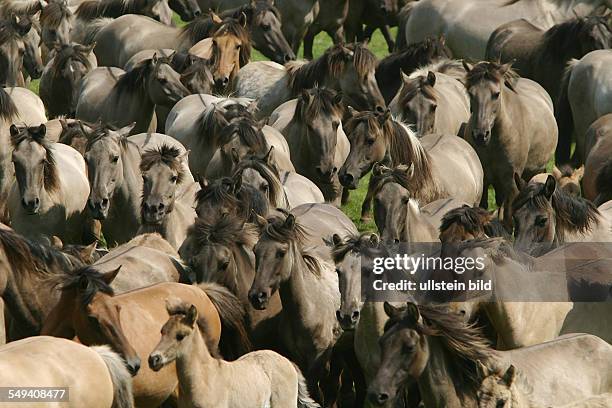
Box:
126;356;141;376
142;202;167;224
338;172;359;190
472;129;491;147
248;290;270;310
336;309;360;330
148;353;165;372
21;197;40;215
88;198;110;220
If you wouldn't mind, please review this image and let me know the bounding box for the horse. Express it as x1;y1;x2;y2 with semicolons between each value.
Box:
556;50;612;166
478;366;612;408
0;337;134;408
269;87;349;204
39;43;97;118
149;300;318;408
233;150;324;210
485;15;611;108
0;15;30;87
204;115;295;179
368;301;612;407
194;176;269;222
42;266;249;407
401;0;612;60
584;114;612;203
39;0;74;59
20;14;45;81
389;60;469;137
84;125;192;245
446;237;612;348
462;61;557;227
303;0;348;60
90;12;250;89
248;211;343;403
54;117;92;155
234;42;385;119
344;0;400;53
8;124;89;244
339;110;483;220
76;55;189;134
0;227;86;340
74;0;174;25
368;165;468;244
138;144;197;249
178;214;283;350
512;174;612;253
376;36;453;103
531;165;584;198
438;205;511;244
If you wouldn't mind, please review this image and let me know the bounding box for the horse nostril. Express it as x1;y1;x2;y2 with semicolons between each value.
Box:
377;393;389;403
332;167;338;175
283;54;292;62
375;105;385;113
336;310;343;321
158;203;165;210
351;310;360;321
34;197;40;206
194;9;201;16
393;238;400;244
101;198;109;207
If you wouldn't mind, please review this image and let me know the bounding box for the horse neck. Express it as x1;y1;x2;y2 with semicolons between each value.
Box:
231;245;255;299
176;327;219;404
116;143;143;214
1;268;42;337
404;201;438;244
278;243;318;318
418;336;478;408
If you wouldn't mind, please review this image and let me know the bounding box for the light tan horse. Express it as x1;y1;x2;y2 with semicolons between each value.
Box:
148;300;320;408
8;124;89;244
478;363;612;408
0;336;134;408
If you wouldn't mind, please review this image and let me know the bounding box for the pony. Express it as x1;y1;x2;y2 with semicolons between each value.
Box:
0;15;30;87
39;0;74;58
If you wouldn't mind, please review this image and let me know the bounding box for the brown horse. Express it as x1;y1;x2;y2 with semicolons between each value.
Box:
148;300;318;408
340;110;482;220
179;214;282;349
438;204;510;244
42;268;249;408
194;176;269;222
462;61;557;227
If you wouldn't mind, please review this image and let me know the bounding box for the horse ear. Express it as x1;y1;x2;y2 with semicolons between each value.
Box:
513;172;526;191
252;210;267;228
51;235;63;249
551;166;563;181
383;302;405;319
239;11;248;28
347;106;358;118
332;233;343;246
197;175;208;189
369;233;380;248
439;34;446;46
573;165;584;181
103;265;122;284
333;92;343;106
427;71;436;87
501;365;517;387
185;304;198;327
300;89;311;104
372;162;385;177
117;122;136;137
283;213;296;230
209;10;223;25
230;148;240;165
32;124;46;138
400;70;411;85
404;302;420;326
81;242;97;261
151;52;158;65
59;118;68;131
361;38;369;46
543;175;556;199
462;60;472;73
9;124;20;138
263;146;274;165
232;173;242;192
403;163;415;179
476;360;489;378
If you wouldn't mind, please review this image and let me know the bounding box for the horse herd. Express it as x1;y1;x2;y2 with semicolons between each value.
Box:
0;0;611;407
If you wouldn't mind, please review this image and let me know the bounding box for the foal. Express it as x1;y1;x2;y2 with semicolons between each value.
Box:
149;300;319;408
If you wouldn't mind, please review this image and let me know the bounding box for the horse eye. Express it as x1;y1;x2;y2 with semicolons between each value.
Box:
276;249;286;258
176;334;185;341
170;175;178;183
220;260;229;270
111;156;119;163
496;400;505;408
235;44;241;50
492;92;501;100
261;184;268;192
535;216;547;227
261;24;270;31
366;138;375;146
430;104;437;112
332;121;340;129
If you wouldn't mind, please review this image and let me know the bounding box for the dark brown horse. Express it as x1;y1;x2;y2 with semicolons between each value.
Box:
438;205;510;244
376;36;452;103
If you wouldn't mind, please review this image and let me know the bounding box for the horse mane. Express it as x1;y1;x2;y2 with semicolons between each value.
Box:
224;0;281;25
410;59;466;79
0;19;21;45
0;87;18;121
140;144;185;184
85;123;129;151
465;61;519;92
398;73;439;104
385;303;496;392
331;232;386;263
50;44;93;79
541;15;611;59
197;103;229;144
60;266;114;307
111;57;160;98
40;0;72;28
295;87;343;122
261;212;324;276
2;0;43;17
181;14;215;43
287;42;377;94
233;152;284;207
512;182;600;240
378;36;452;74
10;126;60;194
439;205;511;241
188;213;258;249
195;177;269;222
75;0;144;20
212;18;251;68
0;228;82;282
219;117;268;154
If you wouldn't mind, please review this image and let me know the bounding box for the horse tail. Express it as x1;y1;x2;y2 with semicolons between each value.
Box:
80;18;113;45
92;345;135;408
0;87;18;122
197;282;252;360
294;364;320;408
555;58;579;165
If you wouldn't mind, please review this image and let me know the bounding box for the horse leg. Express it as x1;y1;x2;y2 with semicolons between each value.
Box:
341;187;350;206
329;26;346;45
361;176;377;221
0;299;5;346
303;28;317;60
380;24;396;53
321;349;344;408
342;342;366;408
